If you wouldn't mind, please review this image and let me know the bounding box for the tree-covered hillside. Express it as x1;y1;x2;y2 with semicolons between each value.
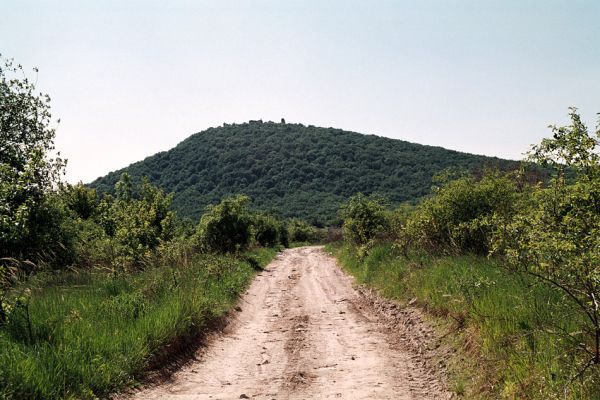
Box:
90;121;517;225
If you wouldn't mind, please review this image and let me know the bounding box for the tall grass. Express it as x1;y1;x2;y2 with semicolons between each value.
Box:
327;242;599;399
0;247;278;400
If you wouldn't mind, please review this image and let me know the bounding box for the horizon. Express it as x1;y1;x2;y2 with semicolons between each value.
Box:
2;0;599;183
93;118;525;185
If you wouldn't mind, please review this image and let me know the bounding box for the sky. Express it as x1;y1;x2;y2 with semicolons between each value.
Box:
2;0;599;183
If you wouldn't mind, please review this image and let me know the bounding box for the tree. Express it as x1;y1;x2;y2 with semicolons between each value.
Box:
196;195;252;253
403;171;519;254
493;109;600;369
252;213;281;247
110;175;176;267
340;193;388;246
0;56;66;261
287;218;316;243
62;182;98;220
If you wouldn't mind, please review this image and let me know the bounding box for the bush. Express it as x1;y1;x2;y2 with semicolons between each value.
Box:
252;213;282;247
277;221;289;247
62;183;99;220
340;193;388;246
111;177;176;266
0;57;66;266
196;195;252;253
287;218;317;243
403;171;519;254
34;175;180;270
492;109;600;369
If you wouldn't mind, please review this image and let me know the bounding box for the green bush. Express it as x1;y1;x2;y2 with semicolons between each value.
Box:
252;213;282;247
195;195;252;253
340;193;388;246
277;221;290;247
32;174;180;270
110;176;176;267
54;174;178;270
403;171;519;254
61;183;99;220
287;218;317;243
0;57;67;267
493;109;600;368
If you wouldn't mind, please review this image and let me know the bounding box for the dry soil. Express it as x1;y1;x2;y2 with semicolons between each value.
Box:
128;246;450;400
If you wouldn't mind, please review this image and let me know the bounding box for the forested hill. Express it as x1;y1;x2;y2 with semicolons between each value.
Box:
90;121;517;225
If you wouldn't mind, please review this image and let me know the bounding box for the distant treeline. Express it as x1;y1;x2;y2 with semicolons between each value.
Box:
1;171;320;276
90;120;521;226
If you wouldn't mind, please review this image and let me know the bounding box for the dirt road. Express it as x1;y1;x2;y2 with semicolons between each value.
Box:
130;246;449;399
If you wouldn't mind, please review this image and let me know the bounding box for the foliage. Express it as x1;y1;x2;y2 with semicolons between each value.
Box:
196;195;252;253
403;171;519;254
0;247;278;400
386;203;414;240
90;121;518;226
51;174;178;270
0;56;66;263
332;109;600;397
0;173;182;272
328;243;599;399
109;175;176;267
61;183;99;220
530;108;599;175
492;109;600;368
340;193;388;246
277;220;290;247
287;218;317;243
252;212;282;247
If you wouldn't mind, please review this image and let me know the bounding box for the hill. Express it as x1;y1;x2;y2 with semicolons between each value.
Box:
90;121;517;225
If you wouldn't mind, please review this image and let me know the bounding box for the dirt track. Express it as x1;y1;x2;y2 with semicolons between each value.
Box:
130;246;449;399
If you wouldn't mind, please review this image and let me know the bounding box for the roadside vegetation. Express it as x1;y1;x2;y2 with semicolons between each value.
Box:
0;247;277;399
331;109;600;399
0;57;320;399
90;116;518;227
4;54;597;399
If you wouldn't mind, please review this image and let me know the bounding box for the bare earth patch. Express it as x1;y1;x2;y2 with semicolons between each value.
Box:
125;246;450;399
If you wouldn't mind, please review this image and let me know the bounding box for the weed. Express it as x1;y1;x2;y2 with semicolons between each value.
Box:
327;242;600;399
0;247;278;400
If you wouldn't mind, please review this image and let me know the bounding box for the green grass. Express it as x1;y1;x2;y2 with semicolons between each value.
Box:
288;241;313;248
0;247;279;400
326;242;600;399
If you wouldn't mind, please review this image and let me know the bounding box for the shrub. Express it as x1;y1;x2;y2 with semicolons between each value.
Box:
287;218;316;243
61;183;99;220
196;195;252;253
252;213;281;247
492;109;600;369
340;193;388;246
0;56;66;266
403;171;519;254
277;221;290;247
95;175;177;268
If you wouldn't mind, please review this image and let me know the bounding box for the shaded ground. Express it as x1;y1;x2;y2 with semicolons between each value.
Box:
127;246;449;399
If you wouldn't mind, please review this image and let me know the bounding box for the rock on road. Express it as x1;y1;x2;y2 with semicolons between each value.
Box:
129;246;448;399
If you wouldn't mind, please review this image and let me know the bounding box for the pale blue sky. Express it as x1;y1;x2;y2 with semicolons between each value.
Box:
2;0;599;182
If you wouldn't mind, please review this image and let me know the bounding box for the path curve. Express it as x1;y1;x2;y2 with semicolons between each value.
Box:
128;246;449;399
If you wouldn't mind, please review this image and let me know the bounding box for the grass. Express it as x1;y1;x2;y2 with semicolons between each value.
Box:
326;242;600;399
0;246;279;400
288;241;313;248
